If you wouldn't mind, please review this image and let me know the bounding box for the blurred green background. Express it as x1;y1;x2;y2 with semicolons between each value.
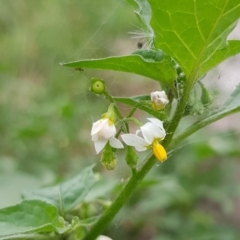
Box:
1;1;240;239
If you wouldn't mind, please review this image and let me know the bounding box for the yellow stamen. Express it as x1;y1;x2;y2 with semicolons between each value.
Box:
152;141;167;162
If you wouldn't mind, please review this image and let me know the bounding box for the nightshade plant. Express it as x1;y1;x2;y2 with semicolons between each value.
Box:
1;0;240;239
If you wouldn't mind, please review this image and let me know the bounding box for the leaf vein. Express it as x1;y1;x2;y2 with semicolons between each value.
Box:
168;12;197;60
194;0;205;41
223;3;240;16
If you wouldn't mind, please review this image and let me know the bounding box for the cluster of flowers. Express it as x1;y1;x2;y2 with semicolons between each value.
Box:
91;91;169;164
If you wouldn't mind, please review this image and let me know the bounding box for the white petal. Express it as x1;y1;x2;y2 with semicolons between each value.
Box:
134;145;148;151
148;119;166;139
121;134;148;151
140;122;156;143
136;129;141;135
142;121;166;141
91;118;116;141
100;120;116;139
96;236;112;240
109;137;124;149
91;119;105;136
92;134;99;141
94;139;108;154
147;118;164;129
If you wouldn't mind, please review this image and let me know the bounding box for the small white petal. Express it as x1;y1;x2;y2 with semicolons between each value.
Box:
92;134;99;141
121;134;148;151
94;139;108;154
160;99;169;105
91;118;116;142
135;145;148;151
109;137;124;149
96;236;112;240
140;122;157;143
142;120;166;141
147;118;164;129
91;119;107;136
100;120;116;139
136;129;141;135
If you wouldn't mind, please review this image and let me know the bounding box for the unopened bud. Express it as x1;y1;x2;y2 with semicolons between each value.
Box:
100;142;117;170
125;146;138;168
151;91;169;110
200;84;213;106
90;78;105;95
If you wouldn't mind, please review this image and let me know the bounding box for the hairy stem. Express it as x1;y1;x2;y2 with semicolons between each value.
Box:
4;234;60;240
164;81;194;146
104;90;124;120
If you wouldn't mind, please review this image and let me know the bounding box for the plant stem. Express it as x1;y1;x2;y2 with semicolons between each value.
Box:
164;81;194;146
4;233;60;240
83;154;156;240
171;106;240;148
104;90;124;120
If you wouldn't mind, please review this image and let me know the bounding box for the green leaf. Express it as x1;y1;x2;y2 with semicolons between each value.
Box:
148;0;240;80
77;216;99;227
200;40;240;75
22;165;97;213
0;200;65;237
128;0;152;29
85;177;118;202
61;49;177;85
113;95;166;119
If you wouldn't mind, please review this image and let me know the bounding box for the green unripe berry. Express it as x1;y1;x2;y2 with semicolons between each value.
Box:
90;78;105;95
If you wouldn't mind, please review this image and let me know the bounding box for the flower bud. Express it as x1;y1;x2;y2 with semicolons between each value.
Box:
125;146;138;168
184;89;204;115
151;91;169;110
200;84;213;106
89;78;105;95
100;142;117;170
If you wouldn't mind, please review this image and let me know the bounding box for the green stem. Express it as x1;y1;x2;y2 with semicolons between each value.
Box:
127;106;137;118
171;106;240;148
104;90;124;120
6;233;60;240
83;154;156;240
164;81;193;146
125;117;142;127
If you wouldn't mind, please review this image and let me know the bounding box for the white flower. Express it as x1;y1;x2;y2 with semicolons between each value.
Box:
121;118;167;162
151;91;169;110
91;118;123;154
96;236;113;240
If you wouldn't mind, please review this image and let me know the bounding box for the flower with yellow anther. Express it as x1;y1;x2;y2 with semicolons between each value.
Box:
151;91;169;110
121;118;167;162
